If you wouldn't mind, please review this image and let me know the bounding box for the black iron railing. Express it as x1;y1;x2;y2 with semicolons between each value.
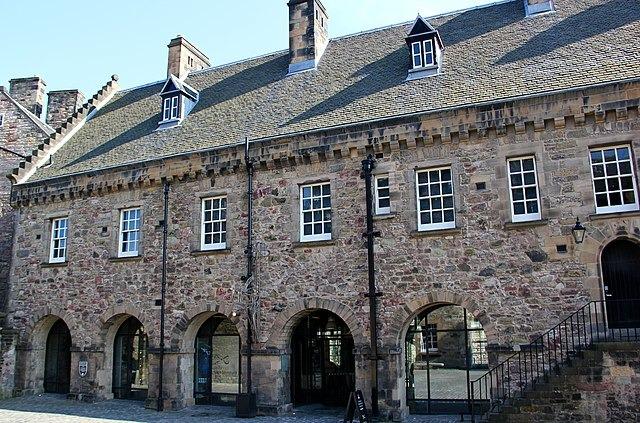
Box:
470;299;640;422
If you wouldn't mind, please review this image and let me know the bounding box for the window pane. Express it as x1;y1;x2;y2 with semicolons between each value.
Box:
607;178;620;191
525;187;537;200
418;172;429;184
617;147;630;161
509;161;521;173
302;187;311;198
430;184;440;196
623;191;636;204
514;202;525;215
432;211;443;223
312;186;321;196
421;213;431;224
322;185;331;195
592;165;604;178
377;178;389;188
620;176;633;190
596;193;609;207
522;159;534;171
594;179;607;193
605;163;618;176
523;172;536;185
590;150;603;163
443;196;453;208
303;212;312;223
619;162;631;175
420;199;430;210
526;201;539;214
510;174;523;187
379;198;390;208
443;210;454;222
609;192;622;206
429;171;440;182
603;149;616;162
442;182;452;195
512;188;524;201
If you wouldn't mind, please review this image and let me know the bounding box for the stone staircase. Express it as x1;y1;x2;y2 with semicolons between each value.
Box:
484;342;640;422
8;75;119;185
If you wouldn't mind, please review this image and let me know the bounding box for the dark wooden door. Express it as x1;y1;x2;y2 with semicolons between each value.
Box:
44;320;71;394
602;239;640;328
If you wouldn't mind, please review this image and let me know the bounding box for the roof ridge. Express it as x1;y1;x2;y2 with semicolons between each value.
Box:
0;90;55;136
9;75;120;185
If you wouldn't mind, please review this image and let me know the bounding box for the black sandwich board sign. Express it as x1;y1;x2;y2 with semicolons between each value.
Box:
344;390;370;423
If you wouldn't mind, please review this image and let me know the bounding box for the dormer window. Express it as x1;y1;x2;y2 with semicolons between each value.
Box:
412;40;434;69
157;74;199;131
405;16;444;81
162;95;180;121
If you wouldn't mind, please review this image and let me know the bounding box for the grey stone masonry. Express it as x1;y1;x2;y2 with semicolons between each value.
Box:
46;90;85;129
8;77;46;119
288;0;329;73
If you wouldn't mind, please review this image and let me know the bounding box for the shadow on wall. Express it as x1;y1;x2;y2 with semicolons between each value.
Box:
498;0;640;64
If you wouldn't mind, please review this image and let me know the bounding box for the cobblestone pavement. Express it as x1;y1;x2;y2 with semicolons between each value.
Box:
0;394;467;422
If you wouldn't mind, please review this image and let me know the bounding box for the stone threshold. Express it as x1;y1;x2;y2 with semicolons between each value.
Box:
291;240;336;248
190;248;232;256
40;261;68;268
108;256;143;263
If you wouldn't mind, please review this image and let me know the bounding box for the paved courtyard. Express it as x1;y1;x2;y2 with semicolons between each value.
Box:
0;394;466;422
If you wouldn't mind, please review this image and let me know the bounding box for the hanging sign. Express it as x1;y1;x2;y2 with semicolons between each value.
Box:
78;360;88;378
344;390;370;423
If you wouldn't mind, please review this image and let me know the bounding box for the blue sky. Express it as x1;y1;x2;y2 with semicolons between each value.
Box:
1;0;496;96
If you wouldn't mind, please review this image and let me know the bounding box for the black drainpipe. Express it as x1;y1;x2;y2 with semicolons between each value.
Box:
361;155;381;418
157;180;169;411
237;137;257;417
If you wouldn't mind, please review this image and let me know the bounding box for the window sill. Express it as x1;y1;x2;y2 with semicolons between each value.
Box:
588;210;640;221
109;255;143;263
410;228;461;238
40;261;68;268
504;219;549;230
292;239;336;249
373;212;397;221
191;248;231;256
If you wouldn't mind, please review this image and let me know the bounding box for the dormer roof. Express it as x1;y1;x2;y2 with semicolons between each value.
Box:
160;74;198;101
406;15;444;50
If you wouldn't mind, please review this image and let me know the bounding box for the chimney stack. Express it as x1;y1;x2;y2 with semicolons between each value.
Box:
167;36;210;79
524;0;554;17
9;77;46;118
46;89;85;129
288;0;329;74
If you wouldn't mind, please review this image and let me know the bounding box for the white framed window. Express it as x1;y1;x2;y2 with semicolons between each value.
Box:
162;98;171;121
374;175;391;215
118;208;141;257
162;95;180;121
416;167;455;231
49;217;68;263
507;156;541;222
201;196;227;250
411;42;422;68
422;39;434;66
170;96;179;119
590;145;639;214
300;182;332;242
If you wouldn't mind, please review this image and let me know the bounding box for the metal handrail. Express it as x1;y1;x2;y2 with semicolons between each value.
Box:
469;299;640;422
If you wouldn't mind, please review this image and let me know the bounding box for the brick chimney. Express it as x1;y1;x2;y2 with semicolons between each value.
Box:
9;77;46;118
167;36;210;79
46;89;85;129
524;0;554;17
288;0;329;74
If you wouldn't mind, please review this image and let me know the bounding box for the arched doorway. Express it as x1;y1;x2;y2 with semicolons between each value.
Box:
44;319;71;394
405;304;488;414
290;310;355;407
112;316;148;400
602;239;640;328
194;314;240;405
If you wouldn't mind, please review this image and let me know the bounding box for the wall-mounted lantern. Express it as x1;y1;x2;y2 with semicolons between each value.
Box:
572;217;586;244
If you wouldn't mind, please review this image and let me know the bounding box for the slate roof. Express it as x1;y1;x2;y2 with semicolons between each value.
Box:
29;0;640;182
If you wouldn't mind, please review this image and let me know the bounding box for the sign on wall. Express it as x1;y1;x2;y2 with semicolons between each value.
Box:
78;360;88;378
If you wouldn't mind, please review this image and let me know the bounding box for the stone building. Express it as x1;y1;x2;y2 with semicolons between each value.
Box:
0;79;84;323
2;0;640;420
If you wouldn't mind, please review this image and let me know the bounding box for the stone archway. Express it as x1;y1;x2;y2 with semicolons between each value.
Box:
21;313;75;395
265;298;367;350
385;292;493;417
97;308;153;401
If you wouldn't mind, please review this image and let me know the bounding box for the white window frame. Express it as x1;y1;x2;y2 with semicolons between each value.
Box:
300;182;332;242
162;98;171;121
118;208;141;258
422;39;434;66
374;175;391;215
49;217;68;263
411;42;422;68
589;145;640;214
201;196;227;251
416;166;456;232
507;156;542;223
170;95;180;119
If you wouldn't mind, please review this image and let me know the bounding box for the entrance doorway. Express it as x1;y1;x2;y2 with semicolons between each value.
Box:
405;304;488;414
194;314;240;405
290;310;355;407
112;317;148;400
44;319;71;394
602;239;640;328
